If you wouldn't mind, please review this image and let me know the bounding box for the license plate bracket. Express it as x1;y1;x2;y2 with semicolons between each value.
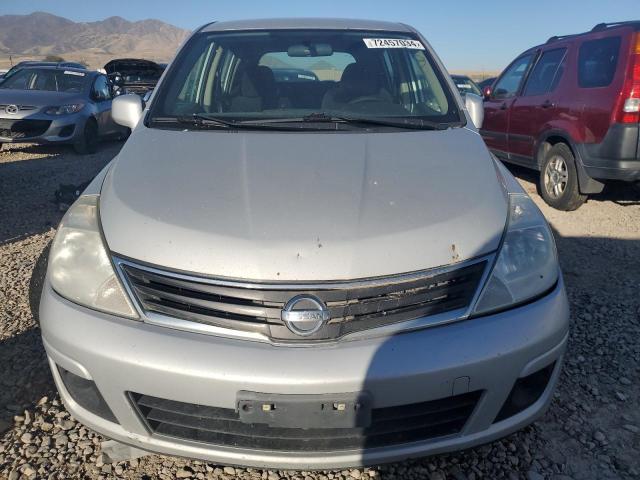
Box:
237;391;372;429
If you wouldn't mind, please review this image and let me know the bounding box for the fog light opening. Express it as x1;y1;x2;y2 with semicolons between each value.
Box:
494;362;556;423
57;366;118;424
58;124;75;138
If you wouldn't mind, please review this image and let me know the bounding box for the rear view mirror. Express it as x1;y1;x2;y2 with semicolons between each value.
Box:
465;93;484;129
112;94;143;129
288;43;333;57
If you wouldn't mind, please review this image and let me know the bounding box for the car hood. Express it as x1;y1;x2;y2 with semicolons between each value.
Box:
100;126;508;281
0;88;82;109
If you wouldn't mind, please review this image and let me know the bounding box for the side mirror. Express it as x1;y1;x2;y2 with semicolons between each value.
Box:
112;94;143;129
465;93;484;129
482;85;492;99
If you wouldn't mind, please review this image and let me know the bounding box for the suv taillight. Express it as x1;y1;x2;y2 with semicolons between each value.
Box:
616;32;640;123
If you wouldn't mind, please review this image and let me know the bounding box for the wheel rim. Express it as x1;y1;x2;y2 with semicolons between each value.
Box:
544;155;569;199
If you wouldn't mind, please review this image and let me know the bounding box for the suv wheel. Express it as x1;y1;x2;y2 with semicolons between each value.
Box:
73;120;99;154
539;143;587;211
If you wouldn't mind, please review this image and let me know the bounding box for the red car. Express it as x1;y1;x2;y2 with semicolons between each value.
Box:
481;21;640;210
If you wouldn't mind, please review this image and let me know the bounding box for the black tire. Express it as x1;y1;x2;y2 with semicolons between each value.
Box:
539;143;587;211
73;119;99;154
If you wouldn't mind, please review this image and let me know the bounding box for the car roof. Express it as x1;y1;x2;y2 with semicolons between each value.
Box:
17;61;86;68
519;21;640;56
201;18;413;33
12;65;98;76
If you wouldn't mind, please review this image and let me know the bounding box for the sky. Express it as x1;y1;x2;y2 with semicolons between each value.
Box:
2;0;639;72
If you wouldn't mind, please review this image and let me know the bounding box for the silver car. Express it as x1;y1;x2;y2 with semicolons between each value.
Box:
0;66;125;153
40;19;569;469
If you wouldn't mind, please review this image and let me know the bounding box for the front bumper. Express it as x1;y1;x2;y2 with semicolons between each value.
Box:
40;279;569;469
0;113;85;145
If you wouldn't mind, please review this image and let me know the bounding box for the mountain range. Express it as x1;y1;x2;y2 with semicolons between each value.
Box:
0;12;190;68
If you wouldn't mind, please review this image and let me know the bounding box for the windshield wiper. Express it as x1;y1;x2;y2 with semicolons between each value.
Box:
150;114;310;130
151;113;451;131
240;112;450;130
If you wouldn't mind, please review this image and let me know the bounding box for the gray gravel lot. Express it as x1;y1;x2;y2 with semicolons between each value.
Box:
0;142;639;480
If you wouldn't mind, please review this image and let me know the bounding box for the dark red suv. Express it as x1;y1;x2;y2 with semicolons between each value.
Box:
481;21;640;210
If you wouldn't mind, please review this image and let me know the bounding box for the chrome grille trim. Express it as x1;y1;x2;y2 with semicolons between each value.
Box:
113;255;493;344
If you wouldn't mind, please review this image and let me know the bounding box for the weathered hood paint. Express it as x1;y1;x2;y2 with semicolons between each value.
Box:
100;126;507;281
0;89;82;111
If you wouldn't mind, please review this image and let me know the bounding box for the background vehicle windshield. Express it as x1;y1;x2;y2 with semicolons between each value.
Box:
452;75;482;96
151;30;461;124
0;68;87;93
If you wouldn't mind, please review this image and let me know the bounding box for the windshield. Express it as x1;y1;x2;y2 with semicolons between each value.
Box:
0;68;88;93
452;76;482;96
149;30;462;128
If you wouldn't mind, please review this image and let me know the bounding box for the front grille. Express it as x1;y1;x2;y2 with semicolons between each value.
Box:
131;391;481;452
120;259;487;342
0;119;51;139
0;104;37;112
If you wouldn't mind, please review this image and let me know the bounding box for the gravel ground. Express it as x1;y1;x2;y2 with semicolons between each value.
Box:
0;142;638;480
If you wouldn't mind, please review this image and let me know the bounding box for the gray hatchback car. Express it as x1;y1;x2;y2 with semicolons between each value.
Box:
40;19;569;469
0;66;125;153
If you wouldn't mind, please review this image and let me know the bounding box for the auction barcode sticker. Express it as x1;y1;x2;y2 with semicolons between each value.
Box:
363;38;425;50
64;70;85;76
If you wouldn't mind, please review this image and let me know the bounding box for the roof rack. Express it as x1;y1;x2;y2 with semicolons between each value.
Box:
546;21;640;44
546;34;577;44
591;21;640;32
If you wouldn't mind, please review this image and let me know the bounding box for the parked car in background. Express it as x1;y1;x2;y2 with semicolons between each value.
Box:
104;58;165;96
477;76;497;93
0;61;87;82
40;18;568;469
0;66;126;153
481;21;640;210
451;74;482;97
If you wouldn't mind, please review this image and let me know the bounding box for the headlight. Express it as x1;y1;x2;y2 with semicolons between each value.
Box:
44;103;85;115
473;193;559;316
47;195;137;318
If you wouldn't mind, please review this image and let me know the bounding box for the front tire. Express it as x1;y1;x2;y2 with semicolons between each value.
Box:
73;119;99;154
539;143;587;211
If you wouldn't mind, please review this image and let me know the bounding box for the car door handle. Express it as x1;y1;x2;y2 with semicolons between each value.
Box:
541;100;555;109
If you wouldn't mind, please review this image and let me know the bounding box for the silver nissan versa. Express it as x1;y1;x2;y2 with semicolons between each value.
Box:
40;19;570;469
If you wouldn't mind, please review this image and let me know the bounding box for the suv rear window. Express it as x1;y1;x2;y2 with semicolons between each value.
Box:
578;36;621;88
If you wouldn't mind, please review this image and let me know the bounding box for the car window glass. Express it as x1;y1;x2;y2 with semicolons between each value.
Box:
150;30;461;124
578;36;621;88
93;75;111;100
492;54;534;99
260;52;354;82
523;48;567;96
0;68;87;92
452;77;482;96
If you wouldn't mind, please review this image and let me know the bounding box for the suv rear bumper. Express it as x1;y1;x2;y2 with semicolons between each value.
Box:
40;279;569;469
577;123;640;182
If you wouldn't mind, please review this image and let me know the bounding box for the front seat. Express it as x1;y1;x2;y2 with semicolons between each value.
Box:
321;63;391;110
252;66;278;110
228;67;263;112
228;66;278;112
